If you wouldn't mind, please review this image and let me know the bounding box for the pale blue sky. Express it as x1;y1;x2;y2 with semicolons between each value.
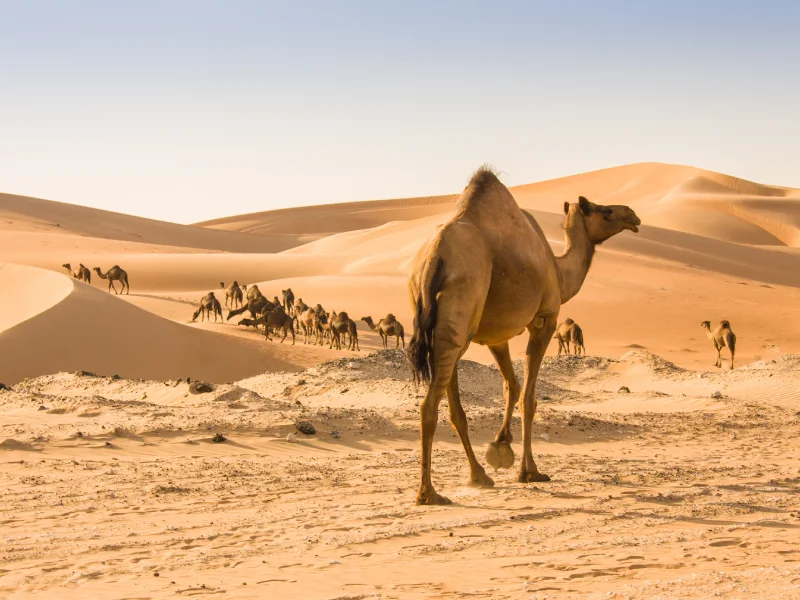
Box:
1;1;798;223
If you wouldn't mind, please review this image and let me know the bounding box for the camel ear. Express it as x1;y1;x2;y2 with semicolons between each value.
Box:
563;202;569;215
578;196;591;215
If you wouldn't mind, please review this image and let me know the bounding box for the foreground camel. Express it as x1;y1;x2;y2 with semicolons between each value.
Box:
407;167;640;505
220;281;244;309
192;292;223;322
282;289;295;316
361;315;405;349
701;320;736;369
93;265;129;294
62;263;91;284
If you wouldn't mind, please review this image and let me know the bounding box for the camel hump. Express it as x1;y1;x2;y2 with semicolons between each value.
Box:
565;318;574;325
720;320;731;329
455;165;518;216
339;311;349;320
385;313;396;322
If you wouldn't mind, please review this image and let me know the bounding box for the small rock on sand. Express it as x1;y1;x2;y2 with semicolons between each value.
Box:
212;433;226;443
189;381;214;394
286;432;297;443
296;421;316;435
331;431;341;439
540;433;550;441
711;391;723;399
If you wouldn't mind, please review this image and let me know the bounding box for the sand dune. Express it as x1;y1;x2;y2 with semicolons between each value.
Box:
0;191;307;252
0;262;335;385
198;162;800;248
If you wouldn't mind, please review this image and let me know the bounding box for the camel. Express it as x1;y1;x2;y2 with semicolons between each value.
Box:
237;318;262;329
192;292;223;322
227;296;278;321
93;265;129;294
328;311;359;351
297;308;318;344
570;323;585;356
361;315;405;349
62;263;91;284
701;320;736;369
282;289;296;316
262;307;296;344
294;298;308;316
407;167;640;505
246;284;263;302
553;318;575;356
221;281;244;309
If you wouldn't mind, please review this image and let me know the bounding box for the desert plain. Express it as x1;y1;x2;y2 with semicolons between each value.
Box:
1;162;799;599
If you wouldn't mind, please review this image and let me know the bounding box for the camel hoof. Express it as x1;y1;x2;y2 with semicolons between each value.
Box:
485;441;515;470
468;471;495;488
517;471;551;483
416;490;452;506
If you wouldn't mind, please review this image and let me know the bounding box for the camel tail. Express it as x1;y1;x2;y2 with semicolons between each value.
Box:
407;255;444;385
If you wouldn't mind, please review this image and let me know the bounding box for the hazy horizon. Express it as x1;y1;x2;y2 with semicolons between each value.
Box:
2;0;799;224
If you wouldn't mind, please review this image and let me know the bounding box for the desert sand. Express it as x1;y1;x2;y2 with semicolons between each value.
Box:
1;162;799;598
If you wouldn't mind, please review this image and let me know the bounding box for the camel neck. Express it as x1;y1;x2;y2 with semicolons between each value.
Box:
554;212;595;304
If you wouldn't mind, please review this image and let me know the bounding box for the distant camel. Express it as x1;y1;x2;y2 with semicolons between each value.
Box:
570;323;585;356
192;292;223;322
262;307;296;344
328;311;359;351
227;296;278;321
297;308;318;344
361;315;405;349
282;289;296;316
237;318;262;329
701;320;736;369
553;318;575;356
62;263;91;284
246;285;263;302
221;281;244;309
93;265;129;294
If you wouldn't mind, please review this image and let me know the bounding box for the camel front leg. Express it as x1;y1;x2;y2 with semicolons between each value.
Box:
447;369;494;488
518;316;557;483
485;342;520;470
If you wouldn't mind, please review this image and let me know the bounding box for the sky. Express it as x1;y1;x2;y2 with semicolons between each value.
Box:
1;0;799;224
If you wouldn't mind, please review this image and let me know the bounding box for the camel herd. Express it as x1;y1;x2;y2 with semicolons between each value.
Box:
188;281;406;351
62;263;130;294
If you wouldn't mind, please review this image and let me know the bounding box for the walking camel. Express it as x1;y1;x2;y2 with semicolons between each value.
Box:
701;320;736;369
361;315;405;349
93;266;129;294
220;281;244;309
554;318;585;356
192;292;223;322
282;289;296;316
62;263;91;284
407;167;640;505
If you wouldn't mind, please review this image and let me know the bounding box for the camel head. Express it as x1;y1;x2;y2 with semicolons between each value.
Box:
93;267;102;274
361;316;374;325
564;197;641;245
700;320;712;330
233;280;238;286
62;263;71;270
192;309;201;322
220;282;225;288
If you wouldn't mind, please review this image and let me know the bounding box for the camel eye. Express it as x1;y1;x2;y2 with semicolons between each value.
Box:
602;209;613;221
